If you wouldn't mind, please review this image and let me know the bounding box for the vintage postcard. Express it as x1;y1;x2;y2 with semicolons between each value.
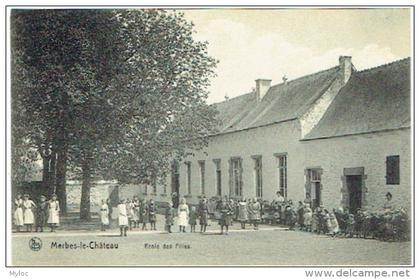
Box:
5;5;413;268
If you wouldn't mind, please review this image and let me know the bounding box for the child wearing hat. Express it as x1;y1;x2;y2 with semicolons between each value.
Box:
118;199;128;236
47;194;60;232
23;194;36;232
35;195;48;232
14;193;24;232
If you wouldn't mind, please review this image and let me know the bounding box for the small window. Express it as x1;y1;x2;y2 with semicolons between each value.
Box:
214;159;222;196
276;154;287;198
198;161;205;195
386;155;400;185
185;162;192;195
253;156;263;198
229;157;243;197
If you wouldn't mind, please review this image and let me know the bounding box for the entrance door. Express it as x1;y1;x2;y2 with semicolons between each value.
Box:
346;175;362;214
313;182;321;208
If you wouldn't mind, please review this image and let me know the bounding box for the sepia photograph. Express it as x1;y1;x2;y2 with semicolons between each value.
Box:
4;4;413;268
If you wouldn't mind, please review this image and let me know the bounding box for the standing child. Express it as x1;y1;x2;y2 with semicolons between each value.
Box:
198;198;209;233
238;197;248;229
178;198;189;233
165;201;174;233
23;194;36;232
35;195;48;232
118;199;128;237
100;199;109;231
47;194;60;232
248;197;261;230
14;194;24;232
141;199;149;230
303;204;313;232
132;196;140;229
218;197;233;235
149;199;157;230
346;214;355;238
189;206;198;232
126;199;134;230
328;212;340;237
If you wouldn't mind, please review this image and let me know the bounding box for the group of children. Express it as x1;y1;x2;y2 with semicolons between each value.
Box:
278;201;409;242
115;196;158;236
164;197;211;234
17;190;406;242
298;206;410;241
13;193;60;232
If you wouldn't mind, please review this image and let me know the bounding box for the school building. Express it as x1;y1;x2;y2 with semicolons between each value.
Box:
152;56;411;214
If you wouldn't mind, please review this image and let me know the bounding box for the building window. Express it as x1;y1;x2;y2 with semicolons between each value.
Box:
198;161;205;195
276;154;287;198
171;161;180;196
229;157;243;197
213;159;222;196
306;168;322;209
185;162;192;195
253;156;263;198
386;155;400;185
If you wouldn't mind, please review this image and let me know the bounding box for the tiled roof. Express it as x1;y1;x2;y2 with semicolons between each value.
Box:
303;58;411;140
213;66;340;133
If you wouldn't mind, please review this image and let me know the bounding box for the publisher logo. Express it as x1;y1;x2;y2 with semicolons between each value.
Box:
29;237;42;251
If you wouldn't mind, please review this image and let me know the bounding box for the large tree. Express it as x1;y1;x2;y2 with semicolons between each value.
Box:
11;9;219;220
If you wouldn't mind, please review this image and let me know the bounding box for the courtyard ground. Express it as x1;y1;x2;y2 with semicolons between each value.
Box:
11;215;411;266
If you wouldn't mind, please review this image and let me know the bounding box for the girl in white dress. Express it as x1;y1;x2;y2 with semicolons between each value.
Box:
14;194;24;232
118;199;128;236
23;194;36;232
48;194;60;232
100;199;109;231
178;198;189;233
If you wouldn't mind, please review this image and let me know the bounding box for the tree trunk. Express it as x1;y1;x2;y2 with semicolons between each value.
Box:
49;151;57;196
42;155;51;190
55;89;70;214
55;145;68;215
80;158;92;221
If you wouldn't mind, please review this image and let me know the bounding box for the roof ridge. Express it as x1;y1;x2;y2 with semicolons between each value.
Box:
210;65;340;106
269;65;339;90
211;91;254;106
356;57;411;74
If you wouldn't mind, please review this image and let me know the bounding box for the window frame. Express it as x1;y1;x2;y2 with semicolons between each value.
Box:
198;160;206;195
274;153;288;199
386;155;400;185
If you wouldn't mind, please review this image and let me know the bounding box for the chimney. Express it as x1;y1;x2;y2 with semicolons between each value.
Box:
339;56;352;84
255;79;272;102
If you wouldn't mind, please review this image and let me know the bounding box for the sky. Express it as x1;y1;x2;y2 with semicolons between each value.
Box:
182;8;412;104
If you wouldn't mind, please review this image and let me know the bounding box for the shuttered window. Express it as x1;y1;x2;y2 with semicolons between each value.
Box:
386;155;400;185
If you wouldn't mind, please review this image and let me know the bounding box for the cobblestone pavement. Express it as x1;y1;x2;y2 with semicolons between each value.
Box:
11;215;411;266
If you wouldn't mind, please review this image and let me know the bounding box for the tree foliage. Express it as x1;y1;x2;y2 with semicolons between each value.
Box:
11;9;219;219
